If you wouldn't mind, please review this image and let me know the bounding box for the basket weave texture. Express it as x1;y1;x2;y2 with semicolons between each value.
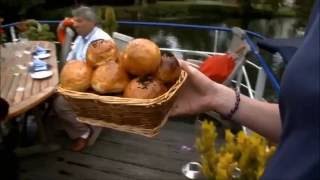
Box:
57;70;187;137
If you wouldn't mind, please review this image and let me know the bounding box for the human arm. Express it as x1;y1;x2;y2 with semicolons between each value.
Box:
170;60;282;142
65;37;81;61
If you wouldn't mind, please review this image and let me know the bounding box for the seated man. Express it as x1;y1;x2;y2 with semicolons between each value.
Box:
54;6;112;152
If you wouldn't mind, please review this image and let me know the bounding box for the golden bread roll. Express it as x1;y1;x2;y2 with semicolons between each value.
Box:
60;60;93;91
91;60;129;94
124;76;167;99
86;39;118;67
122;38;161;76
155;52;181;83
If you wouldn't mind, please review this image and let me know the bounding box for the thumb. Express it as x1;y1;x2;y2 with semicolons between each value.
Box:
179;59;212;84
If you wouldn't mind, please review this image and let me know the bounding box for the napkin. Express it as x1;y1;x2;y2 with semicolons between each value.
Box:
32;45;50;56
29;58;51;72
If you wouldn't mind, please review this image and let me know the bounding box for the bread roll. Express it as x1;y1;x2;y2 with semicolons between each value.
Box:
124;76;167;99
155;52;181;83
60;60;92;91
91;60;129;94
86;39;118;67
122;38;161;76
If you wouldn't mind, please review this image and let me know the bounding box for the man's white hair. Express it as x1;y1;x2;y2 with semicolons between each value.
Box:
72;6;97;23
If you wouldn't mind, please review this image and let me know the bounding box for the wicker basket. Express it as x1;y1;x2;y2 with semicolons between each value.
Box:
57;70;187;137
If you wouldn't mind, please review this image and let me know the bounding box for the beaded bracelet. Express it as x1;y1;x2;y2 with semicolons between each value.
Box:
222;87;240;120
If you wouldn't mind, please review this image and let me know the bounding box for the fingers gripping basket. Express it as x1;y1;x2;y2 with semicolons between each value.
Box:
57;70;187;137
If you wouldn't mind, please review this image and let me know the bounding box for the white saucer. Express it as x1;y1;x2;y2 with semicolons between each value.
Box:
34;53;51;59
30;70;53;79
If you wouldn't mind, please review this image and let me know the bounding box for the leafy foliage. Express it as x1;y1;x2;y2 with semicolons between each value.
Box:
295;0;315;18
238;0;285;14
17;19;55;41
97;6;118;35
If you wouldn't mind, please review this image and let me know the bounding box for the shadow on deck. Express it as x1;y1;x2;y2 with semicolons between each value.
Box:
19;117;201;180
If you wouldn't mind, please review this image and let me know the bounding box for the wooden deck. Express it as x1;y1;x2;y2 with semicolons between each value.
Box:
19;117;200;180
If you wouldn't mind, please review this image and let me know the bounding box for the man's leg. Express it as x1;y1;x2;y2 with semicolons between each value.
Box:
53;96;102;150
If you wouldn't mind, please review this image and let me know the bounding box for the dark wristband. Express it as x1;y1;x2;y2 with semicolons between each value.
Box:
221;87;240;120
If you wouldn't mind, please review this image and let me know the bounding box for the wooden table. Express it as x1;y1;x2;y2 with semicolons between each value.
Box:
0;41;59;119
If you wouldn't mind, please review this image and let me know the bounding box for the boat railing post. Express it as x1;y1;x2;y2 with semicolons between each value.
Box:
213;30;219;52
254;67;267;100
241;66;254;99
235;68;243;91
10;26;18;42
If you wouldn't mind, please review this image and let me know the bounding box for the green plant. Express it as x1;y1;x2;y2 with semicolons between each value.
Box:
196;120;276;180
17;19;55;41
98;6;118;35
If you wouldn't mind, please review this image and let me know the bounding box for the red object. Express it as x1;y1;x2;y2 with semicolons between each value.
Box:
57;17;74;44
199;54;235;83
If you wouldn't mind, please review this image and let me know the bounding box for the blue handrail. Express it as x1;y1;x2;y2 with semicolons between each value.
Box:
245;36;281;95
117;21;266;40
1;20;265;39
1;20;279;95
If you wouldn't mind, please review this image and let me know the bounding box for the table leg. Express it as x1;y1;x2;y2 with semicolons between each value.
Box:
15;98;61;157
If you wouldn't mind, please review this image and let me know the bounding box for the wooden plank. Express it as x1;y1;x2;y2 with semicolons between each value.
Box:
97;125;198;162
84;138;194;174
0;55;15;96
6;73;20;104
0;70;14;99
1;44;12;96
31;78;41;96
50;62;59;87
24;150;185;180
97;134;198;162
100;119;197;147
40;78;49;91
20;153;129;180
14;69;29;104
19;120;199;180
21;173;73;180
9;87;55;118
23;74;34;102
0;57;9;90
18;53;32;101
82;121;199;174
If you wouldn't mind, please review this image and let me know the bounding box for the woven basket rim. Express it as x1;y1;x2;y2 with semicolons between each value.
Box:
76;112;169;138
57;70;187;106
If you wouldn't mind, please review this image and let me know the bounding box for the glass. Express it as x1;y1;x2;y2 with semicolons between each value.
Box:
181;115;204;179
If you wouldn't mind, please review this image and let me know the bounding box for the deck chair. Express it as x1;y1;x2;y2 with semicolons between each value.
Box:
112;32;134;51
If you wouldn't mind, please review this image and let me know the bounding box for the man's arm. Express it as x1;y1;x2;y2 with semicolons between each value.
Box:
66;37;81;61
